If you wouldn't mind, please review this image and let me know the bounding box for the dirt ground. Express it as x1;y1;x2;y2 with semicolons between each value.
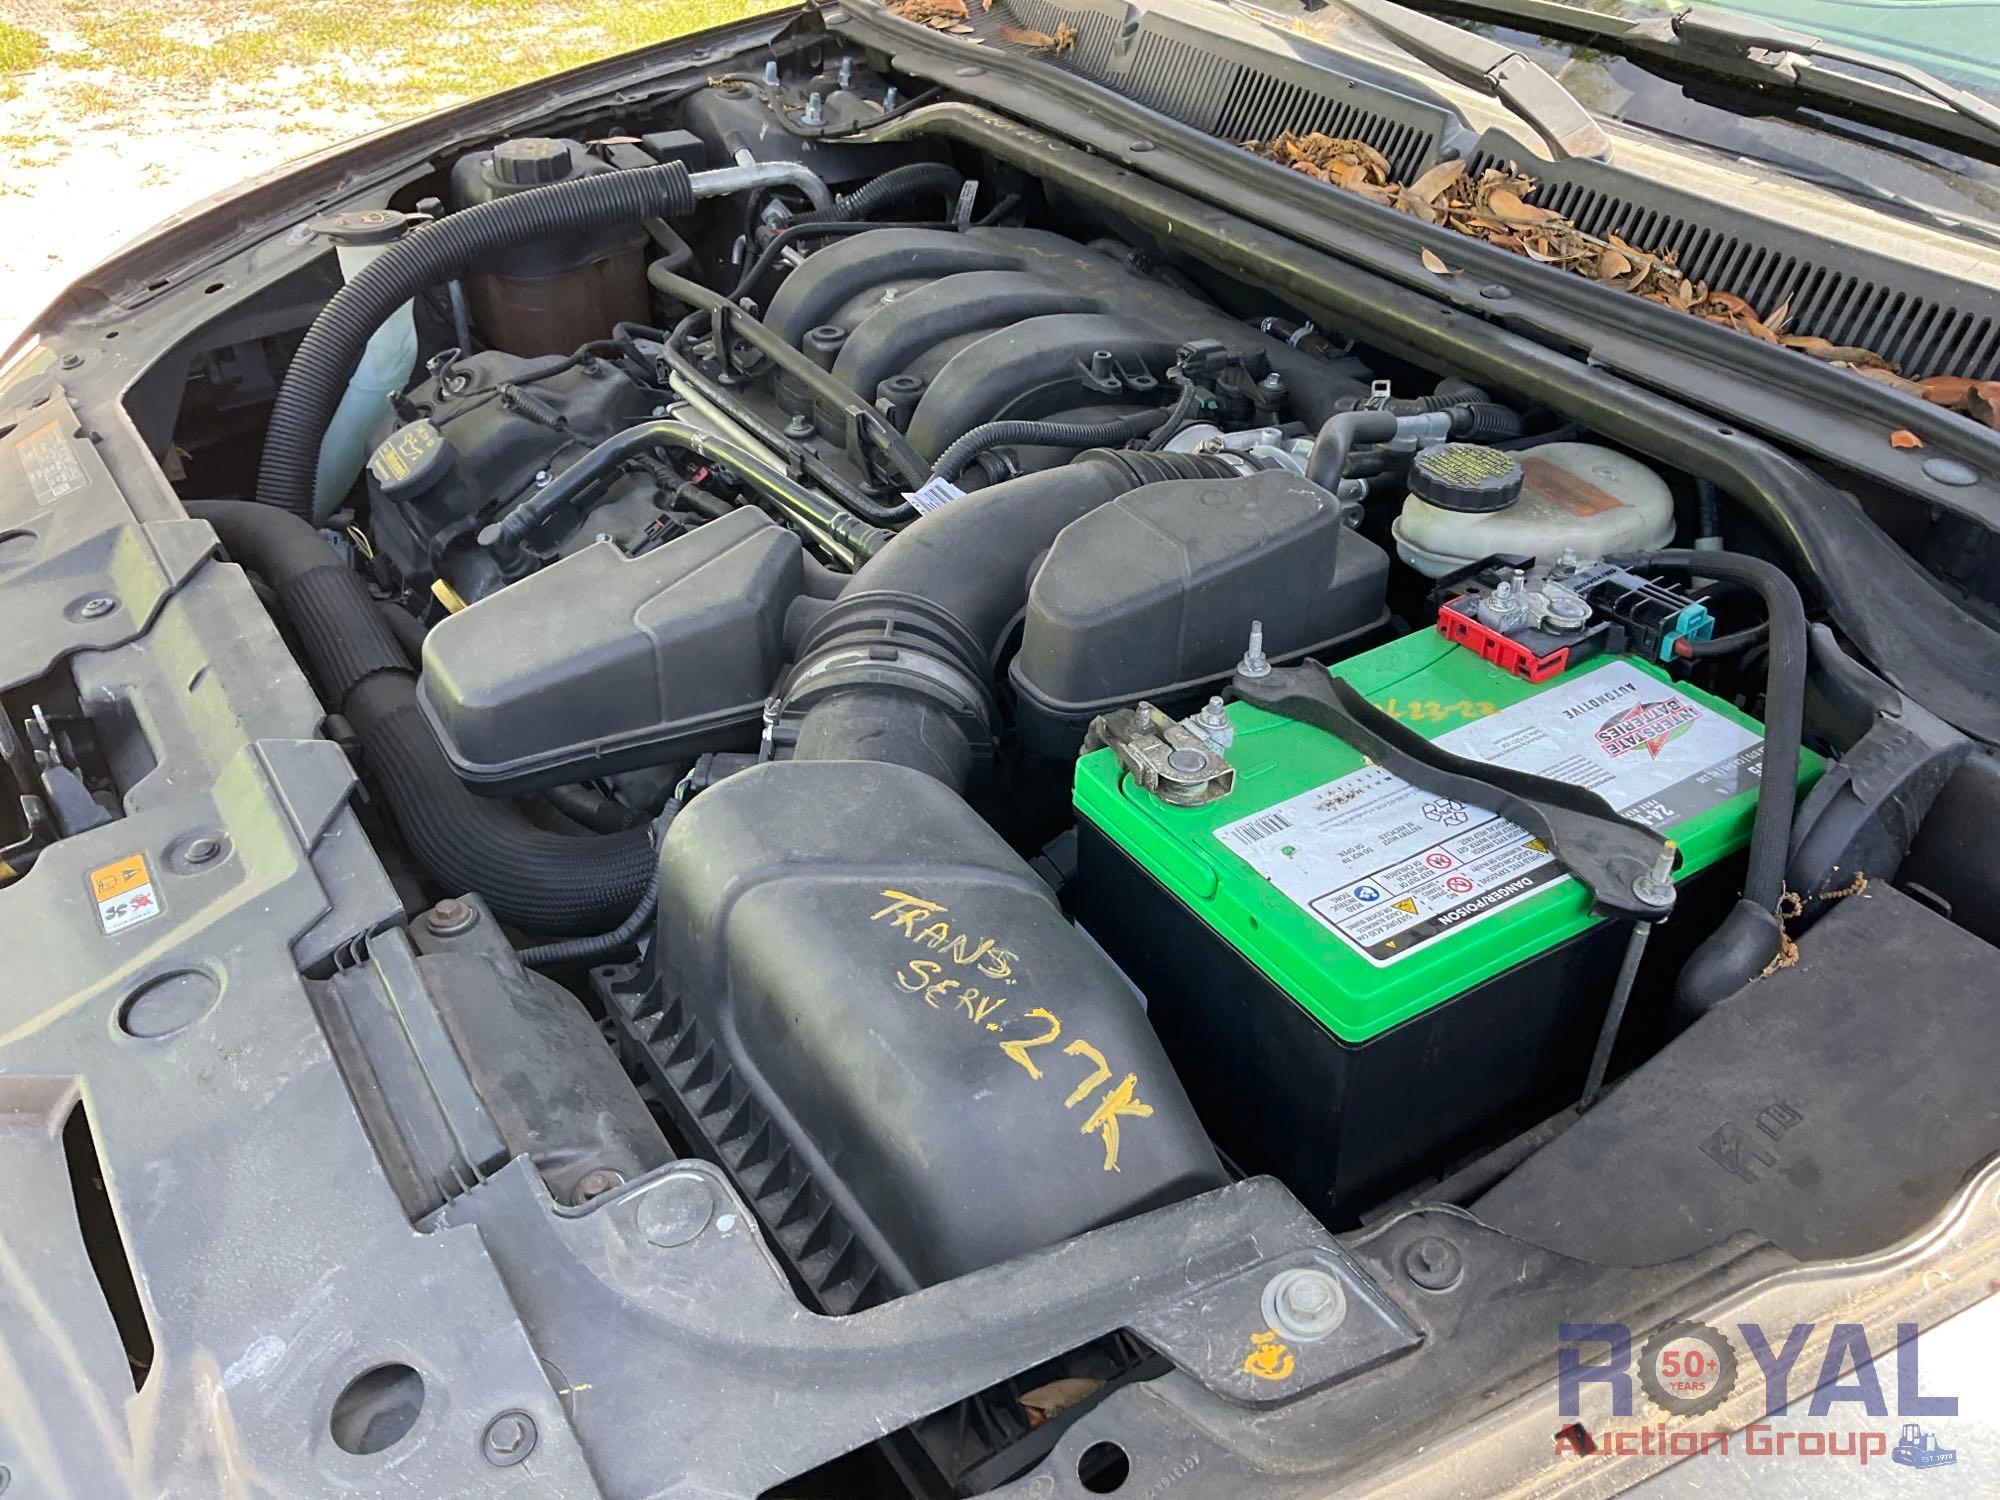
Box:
0;0;771;339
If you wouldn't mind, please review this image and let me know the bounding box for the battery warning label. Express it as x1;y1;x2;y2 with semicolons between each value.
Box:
1213;660;1762;965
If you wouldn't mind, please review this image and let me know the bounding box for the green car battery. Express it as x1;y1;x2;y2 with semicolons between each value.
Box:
1071;630;1821;1219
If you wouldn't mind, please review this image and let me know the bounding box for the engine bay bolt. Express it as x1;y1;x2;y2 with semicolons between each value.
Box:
763;58;780;86
60;351;83;370
1632;840;1679;909
1259;370;1287;397
804;91;825;127
883;85;900;110
1262;1266;1347;1339
425;897;479;936
1199;696;1229;730
533;469;550;487
837;56;854;89
573;1167;626;1203
785;412;816;439
78;595;116;619
480;1411;538;1467
1402;1235;1464;1292
1237;620;1271;679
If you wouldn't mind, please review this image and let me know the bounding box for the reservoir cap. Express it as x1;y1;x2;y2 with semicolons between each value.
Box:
1410;443;1523;513
368;420;455;501
490;137;576;186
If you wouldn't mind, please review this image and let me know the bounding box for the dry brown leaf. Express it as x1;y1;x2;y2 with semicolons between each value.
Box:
998;21;1075;50
1236;134;1990;428
1019;1377;1104;1428
1420;248;1460;276
1918;375;1978;406
887;0;970;18
1889;429;1925;449
1962;381;2000;430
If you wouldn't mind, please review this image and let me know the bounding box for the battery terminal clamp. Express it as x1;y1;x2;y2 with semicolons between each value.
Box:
1229;660;1678;923
1083;701;1237;808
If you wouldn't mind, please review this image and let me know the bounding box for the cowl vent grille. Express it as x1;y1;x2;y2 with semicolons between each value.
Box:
997;0;1447;182
1469;136;2000;381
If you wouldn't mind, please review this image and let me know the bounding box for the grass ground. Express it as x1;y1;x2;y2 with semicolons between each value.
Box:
0;0;776;336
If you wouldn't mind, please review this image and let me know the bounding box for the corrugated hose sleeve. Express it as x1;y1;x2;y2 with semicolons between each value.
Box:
256;161;696;518
188;500;656;936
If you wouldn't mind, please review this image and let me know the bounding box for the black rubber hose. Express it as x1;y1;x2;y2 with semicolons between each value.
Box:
516;869;660;968
376;601;429;661
256;161;696;518
1134;374;1202;451
542;781;648;833
787;161;963;228
1614;550;1805;911
188;500;656;935
1305;409;1399;491
481;419;891;569
928;409;1166;484
1447;403;1528;443
730;217;954;303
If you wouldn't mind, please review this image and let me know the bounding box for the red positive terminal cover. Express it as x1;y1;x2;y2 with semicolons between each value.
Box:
1436;600;1569;682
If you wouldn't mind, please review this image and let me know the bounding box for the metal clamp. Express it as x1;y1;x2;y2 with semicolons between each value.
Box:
1084;702;1236;808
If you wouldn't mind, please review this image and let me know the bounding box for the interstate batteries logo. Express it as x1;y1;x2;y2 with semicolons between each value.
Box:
1594;697;1698;759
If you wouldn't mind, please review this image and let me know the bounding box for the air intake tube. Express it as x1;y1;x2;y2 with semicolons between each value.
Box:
188;501;655;934
783;449;1235;788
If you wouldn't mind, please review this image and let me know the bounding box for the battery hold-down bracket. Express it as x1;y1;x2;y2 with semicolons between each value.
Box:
1230;661;1678;922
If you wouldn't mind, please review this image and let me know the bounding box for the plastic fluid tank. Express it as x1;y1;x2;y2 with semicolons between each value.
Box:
311;209;419;522
1393;440;1675;576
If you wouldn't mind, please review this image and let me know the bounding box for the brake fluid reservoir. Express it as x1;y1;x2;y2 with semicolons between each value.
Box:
1392;441;1675;576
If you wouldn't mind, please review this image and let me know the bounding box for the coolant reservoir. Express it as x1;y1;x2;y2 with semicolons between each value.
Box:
1393;440;1675;576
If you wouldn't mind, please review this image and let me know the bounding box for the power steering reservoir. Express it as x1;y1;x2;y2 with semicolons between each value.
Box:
1072;630;1819;1221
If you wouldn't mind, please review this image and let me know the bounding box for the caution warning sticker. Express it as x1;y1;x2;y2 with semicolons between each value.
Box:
1213;660;1761;965
88;852;161;934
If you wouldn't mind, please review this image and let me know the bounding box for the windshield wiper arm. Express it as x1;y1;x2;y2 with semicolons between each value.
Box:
1671;7;2000;151
1263;0;1613;160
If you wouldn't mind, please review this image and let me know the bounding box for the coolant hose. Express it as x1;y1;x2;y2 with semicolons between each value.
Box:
787;161;964;228
1305;409;1400;491
187;500;656;935
1610;548;1808;1013
928;409;1169;484
257;161;698;519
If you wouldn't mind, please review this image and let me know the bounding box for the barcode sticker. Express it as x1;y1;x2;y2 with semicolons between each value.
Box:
1223;811;1292;846
903;476;965;514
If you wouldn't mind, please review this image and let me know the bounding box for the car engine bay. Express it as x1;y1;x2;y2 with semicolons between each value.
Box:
7;7;2000;1497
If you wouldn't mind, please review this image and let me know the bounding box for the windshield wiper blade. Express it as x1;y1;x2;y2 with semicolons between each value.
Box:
1670;7;2000;151
1261;0;1613;160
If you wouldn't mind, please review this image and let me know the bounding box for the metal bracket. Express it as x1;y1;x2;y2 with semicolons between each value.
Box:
1084;701;1237;808
1231;661;1676;921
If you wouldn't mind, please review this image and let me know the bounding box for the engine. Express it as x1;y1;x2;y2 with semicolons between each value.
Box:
173;74;1892;1494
